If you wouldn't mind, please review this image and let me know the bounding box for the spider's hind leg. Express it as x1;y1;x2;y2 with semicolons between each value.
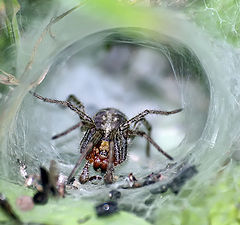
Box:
52;121;84;140
130;130;174;161
140;118;152;157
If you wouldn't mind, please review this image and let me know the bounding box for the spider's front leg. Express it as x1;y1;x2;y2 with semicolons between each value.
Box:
67;94;85;113
67;142;93;184
31;92;95;139
31;92;93;123
104;141;115;184
79;162;90;184
120;108;183;131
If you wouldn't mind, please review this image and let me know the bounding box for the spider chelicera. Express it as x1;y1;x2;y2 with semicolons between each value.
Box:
32;92;182;184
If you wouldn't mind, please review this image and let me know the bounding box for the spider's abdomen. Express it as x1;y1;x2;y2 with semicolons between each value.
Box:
93;108;127;136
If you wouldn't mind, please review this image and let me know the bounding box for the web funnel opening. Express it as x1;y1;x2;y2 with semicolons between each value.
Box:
1;28;214;221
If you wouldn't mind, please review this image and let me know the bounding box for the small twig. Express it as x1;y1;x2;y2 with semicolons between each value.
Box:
0;65;49;87
0;3;84;88
0;193;22;224
21;2;85;79
0;69;19;86
29;66;50;88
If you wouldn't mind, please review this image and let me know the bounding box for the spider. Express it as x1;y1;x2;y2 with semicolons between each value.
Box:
32;92;182;184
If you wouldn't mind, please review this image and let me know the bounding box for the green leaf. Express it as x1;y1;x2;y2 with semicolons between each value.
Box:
0;180;151;225
186;0;240;47
3;0;20;45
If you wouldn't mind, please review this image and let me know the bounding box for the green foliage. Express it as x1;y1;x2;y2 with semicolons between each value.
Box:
17;0;55;31
0;0;19;74
155;163;240;225
0;180;151;225
187;0;240;47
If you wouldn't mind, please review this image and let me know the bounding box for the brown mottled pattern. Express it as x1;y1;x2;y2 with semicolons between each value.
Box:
93;108;127;135
32;92;182;184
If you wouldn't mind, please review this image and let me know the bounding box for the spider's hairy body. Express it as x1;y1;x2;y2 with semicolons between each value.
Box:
94;108;127;136
84;108;128;172
32;92;182;184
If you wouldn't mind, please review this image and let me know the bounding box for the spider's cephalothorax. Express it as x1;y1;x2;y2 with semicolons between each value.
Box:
32;92;183;184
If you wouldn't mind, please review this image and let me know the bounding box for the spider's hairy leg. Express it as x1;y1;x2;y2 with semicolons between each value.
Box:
80;128;102;153
130;130;174;161
113;129;128;164
104;141;115;184
31;92;93;123
79;161;90;184
67;130;102;184
52;121;84;140
120;108;183;130
67;94;85;113
139;118;152;157
67;142;93;184
52;121;94;140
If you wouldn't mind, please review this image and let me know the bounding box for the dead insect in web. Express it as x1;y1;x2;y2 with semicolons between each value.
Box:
169;165;197;194
33;167;52;205
32;92;182;184
33;160;66;205
122;171;164;189
150;165;197;195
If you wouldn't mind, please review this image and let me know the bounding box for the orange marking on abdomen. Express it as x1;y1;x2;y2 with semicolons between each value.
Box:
85;141;119;172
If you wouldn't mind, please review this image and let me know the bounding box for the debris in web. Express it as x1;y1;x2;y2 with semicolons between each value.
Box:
18;160;66;206
0;193;22;224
